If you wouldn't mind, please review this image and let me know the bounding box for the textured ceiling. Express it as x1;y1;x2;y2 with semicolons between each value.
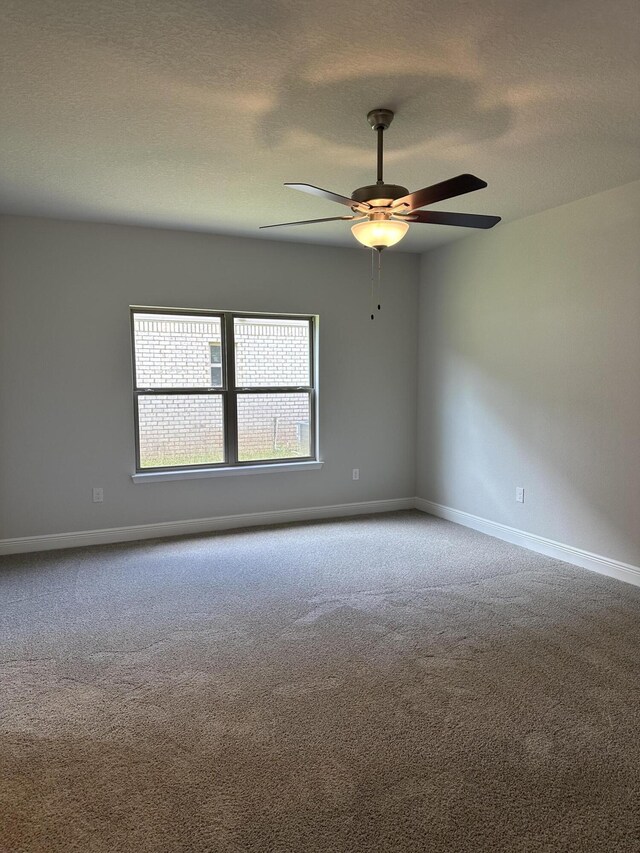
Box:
1;0;639;252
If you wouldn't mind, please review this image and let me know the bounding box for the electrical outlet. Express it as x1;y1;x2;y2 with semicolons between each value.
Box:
352;468;360;481
516;487;525;504
92;487;104;503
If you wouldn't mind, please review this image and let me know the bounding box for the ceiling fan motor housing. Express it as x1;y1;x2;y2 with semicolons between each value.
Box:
351;183;409;207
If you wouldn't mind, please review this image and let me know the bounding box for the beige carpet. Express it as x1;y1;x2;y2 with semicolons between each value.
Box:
1;511;639;852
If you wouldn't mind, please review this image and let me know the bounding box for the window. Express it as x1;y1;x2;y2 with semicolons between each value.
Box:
131;309;316;472
209;342;222;387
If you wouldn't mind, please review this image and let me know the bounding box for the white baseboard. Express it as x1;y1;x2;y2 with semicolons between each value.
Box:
4;497;638;590
415;498;640;588
0;497;415;556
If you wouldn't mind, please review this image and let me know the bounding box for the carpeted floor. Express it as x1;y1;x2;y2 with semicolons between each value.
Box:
1;511;639;853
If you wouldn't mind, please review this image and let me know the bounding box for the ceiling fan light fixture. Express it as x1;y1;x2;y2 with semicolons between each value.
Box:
351;218;409;250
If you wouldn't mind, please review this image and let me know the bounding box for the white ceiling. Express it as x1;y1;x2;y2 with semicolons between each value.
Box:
1;0;639;252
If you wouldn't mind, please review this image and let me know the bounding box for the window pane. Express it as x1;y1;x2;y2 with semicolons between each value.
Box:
210;343;221;364
237;393;310;461
138;395;224;468
133;313;222;388
210;366;222;386
234;317;310;387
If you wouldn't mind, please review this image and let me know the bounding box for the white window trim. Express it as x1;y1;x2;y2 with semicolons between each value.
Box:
132;459;324;483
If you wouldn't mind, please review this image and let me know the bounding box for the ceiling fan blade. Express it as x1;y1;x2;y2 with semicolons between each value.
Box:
391;174;487;212
405;210;501;229
285;183;370;211
260;215;356;230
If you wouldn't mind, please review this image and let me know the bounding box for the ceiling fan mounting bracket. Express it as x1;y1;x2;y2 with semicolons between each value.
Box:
367;108;394;131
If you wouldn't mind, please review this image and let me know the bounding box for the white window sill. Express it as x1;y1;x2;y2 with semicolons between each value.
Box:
131;460;323;483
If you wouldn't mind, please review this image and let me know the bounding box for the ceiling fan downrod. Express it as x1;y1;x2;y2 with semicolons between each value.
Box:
350;109;409;213
367;108;394;185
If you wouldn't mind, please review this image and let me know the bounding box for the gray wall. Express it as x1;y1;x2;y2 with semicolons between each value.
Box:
0;216;418;538
3;180;638;561
416;180;640;566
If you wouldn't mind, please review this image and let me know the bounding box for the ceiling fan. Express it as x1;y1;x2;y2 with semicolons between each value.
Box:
260;108;501;251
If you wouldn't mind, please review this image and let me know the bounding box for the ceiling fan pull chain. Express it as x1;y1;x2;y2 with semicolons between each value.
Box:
370;248;375;319
377;248;382;311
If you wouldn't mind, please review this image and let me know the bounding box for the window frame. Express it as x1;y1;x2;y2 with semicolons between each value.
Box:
130;307;317;473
